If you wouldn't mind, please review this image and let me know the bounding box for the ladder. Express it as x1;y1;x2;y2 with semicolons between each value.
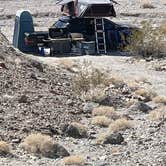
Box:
94;18;107;54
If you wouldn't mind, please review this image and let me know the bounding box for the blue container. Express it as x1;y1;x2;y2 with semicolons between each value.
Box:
81;41;96;55
13;10;36;53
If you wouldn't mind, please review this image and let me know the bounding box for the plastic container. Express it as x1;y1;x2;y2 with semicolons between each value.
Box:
81;41;96;55
38;47;50;56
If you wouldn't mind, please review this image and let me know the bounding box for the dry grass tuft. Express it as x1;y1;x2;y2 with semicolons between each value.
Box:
20;133;54;156
0;141;10;155
62;155;85;165
81;86;106;102
109;75;125;88
109;118;134;133
127;81;139;91
96;133;108;145
135;88;156;101
142;3;155;9
153;95;166;105
57;59;78;71
92;116;112;127
72;60;110;95
92;106;119;120
148;107;166;121
159;20;166;34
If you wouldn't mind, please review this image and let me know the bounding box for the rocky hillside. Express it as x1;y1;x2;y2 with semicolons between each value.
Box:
0;31;83;142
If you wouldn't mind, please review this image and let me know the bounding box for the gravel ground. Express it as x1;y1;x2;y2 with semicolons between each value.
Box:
0;0;166;166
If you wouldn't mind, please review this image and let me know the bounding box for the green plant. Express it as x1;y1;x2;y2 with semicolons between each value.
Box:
126;22;166;58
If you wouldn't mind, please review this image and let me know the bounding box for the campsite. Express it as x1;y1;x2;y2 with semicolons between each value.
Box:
0;0;166;165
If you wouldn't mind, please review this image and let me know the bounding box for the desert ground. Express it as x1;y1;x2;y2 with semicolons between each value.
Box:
0;0;166;166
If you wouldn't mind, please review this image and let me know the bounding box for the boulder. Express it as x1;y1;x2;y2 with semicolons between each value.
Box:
62;122;88;138
103;133;124;145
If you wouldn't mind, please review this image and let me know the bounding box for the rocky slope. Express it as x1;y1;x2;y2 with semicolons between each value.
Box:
0;32;83;143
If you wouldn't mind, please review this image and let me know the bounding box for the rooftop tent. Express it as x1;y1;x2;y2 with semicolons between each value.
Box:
56;0;116;17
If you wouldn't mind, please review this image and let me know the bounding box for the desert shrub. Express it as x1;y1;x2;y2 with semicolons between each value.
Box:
109;118;134;133
20;133;55;156
92;106;119;120
125;22;166;58
62;155;85;165
0;141;10;155
135;88;157;101
153;95;166;105
96;133;108;144
69;122;87;138
141;3;155;9
57;59;78;71
92;116;112;127
72;60;110;95
148;107;166;121
109;75;125;88
81;86;107;102
159;20;166;34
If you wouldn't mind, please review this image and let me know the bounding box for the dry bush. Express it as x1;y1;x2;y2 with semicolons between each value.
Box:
92;116;113;127
141;1;155;9
153;95;166;105
92;106;119;120
96;133;108;144
109;118;133;133
81;86;106;102
148;107;166;121
109;75;125;88
72;60;110;95
135;88;157;101
62;155;85;165
0;141;10;155
125;22;166;58
57;59;78;71
159;20;166;34
127;81;139;91
20;133;55;156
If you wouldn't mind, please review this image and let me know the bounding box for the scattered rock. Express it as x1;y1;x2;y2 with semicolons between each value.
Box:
83;102;98;113
54;143;70;157
30;60;43;72
18;95;28;103
129;102;152;113
62;122;88;138
0;62;7;69
102;133;124;145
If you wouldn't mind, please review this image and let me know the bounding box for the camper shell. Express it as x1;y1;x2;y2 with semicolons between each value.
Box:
57;0;116;17
13;1;135;56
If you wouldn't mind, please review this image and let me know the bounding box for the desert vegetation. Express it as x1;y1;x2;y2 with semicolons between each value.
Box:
153;95;166;105
62;155;85;165
126;21;166;58
20;133;55;156
109;118;134;133
92;116;113;127
148;107;166;121
72;60;110;96
0;141;10;155
92;106;119;119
